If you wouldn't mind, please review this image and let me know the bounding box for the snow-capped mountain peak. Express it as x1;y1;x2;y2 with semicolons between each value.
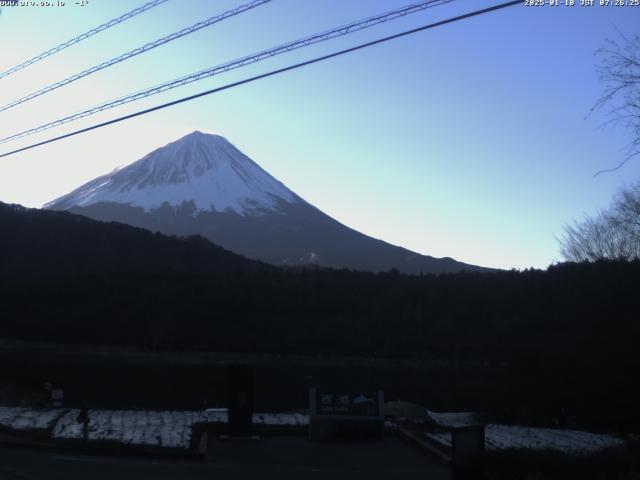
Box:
45;131;299;215
46;130;490;274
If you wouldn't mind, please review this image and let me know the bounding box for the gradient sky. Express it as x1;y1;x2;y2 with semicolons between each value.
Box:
0;0;639;270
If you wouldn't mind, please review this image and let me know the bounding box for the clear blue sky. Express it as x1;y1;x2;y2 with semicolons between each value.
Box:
0;0;639;269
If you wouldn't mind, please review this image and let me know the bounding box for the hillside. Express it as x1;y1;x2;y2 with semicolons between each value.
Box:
0;202;267;278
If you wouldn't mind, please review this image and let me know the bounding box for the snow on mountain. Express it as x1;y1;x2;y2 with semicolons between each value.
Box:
46;130;490;274
45;131;299;215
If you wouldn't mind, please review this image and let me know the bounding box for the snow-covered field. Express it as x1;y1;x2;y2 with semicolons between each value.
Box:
425;424;625;456
0;406;63;430
5;405;621;456
2;406;310;450
53;409;207;449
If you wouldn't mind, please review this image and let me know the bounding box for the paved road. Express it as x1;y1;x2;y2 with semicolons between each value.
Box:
0;437;451;479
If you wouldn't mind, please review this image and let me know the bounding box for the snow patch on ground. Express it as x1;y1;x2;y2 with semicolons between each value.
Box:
206;410;309;426
0;406;62;430
53;409;207;449
0;407;27;428
426;410;481;428
425;424;625;456
52;409;82;439
3;405;624;457
252;413;309;426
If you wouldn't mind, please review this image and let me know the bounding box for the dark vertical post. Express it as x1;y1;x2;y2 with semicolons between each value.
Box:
77;404;89;443
452;425;485;479
227;365;254;436
309;387;317;417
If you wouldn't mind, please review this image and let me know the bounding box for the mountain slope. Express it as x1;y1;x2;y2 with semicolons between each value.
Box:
0;202;266;278
46;131;489;274
48;131;297;215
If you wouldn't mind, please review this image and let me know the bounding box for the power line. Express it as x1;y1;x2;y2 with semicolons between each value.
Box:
0;0;271;114
0;0;170;81
0;0;454;145
0;0;522;160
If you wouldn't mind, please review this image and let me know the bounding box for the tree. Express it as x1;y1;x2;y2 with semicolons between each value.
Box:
560;33;640;262
560;183;640;262
592;33;640;175
613;182;640;239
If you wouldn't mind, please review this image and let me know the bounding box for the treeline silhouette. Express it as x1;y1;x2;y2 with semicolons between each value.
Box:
0;202;269;277
1;202;639;431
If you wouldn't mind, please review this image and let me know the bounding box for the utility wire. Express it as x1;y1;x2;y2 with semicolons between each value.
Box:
0;0;271;113
0;0;453;145
0;0;522;160
0;0;170;81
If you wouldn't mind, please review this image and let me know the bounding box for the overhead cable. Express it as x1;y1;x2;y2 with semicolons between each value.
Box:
0;0;453;145
0;0;171;81
0;1;523;159
0;0;272;113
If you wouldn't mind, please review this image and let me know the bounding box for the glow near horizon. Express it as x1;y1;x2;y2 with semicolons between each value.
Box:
0;0;639;270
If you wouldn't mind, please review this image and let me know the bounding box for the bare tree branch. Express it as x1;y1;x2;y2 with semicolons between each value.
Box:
594;151;640;176
591;32;640;175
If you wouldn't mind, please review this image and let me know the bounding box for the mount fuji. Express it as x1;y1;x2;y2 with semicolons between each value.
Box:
46;131;487;274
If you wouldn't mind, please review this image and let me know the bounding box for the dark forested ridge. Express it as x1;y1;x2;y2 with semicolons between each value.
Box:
2;261;637;360
1;202;639;430
0;202;269;277
1;263;639;430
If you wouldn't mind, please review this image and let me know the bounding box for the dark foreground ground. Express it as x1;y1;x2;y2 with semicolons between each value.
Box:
0;437;451;480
